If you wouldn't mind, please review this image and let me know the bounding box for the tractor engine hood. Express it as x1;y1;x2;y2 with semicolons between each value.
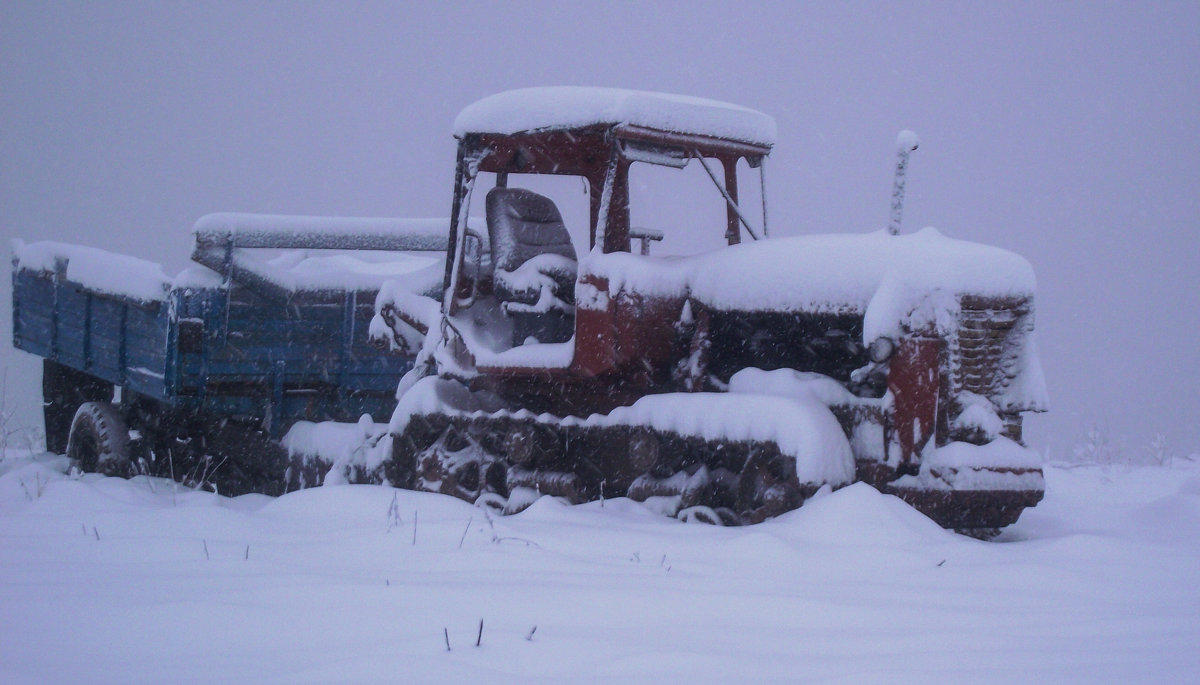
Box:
579;227;1035;327
579;226;1047;414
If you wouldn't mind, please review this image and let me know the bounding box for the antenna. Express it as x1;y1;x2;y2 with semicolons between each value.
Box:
888;130;919;236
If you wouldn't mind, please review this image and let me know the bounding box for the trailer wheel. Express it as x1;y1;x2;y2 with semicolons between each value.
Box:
66;401;131;476
43;360;113;454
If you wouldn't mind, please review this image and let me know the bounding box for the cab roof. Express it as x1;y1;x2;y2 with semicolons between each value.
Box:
453;87;777;150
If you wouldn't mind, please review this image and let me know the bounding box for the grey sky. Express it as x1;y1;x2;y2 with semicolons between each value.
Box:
3;1;1198;458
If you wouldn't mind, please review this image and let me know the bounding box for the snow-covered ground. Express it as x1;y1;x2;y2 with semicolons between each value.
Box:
1;451;1198;684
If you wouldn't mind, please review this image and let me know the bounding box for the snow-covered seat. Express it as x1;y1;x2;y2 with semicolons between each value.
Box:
486;187;577;344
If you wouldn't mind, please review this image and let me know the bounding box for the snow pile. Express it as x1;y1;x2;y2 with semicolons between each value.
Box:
453;87;777;147
2;449;1198;683
12;239;171;303
467;338;577;371
770;481;951;549
581;251;693;299
581;227;1035;339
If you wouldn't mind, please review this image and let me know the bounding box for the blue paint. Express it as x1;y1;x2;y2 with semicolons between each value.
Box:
13;267;412;434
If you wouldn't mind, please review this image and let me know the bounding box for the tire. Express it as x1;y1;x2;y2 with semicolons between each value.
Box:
66;401;131;476
43;360;113;454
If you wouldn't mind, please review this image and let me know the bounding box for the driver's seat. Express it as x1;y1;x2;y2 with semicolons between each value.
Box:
486;187;577;345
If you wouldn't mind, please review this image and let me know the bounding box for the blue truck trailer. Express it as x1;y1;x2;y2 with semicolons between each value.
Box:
11;213;446;494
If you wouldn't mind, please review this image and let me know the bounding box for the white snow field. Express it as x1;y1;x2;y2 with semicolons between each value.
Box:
2;452;1198;684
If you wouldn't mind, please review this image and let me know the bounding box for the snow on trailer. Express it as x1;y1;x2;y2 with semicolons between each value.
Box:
190;212;460;298
358;87;1050;532
11;214;453;495
12;239;173;303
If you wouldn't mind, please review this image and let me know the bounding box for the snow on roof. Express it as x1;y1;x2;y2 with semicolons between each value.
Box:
453;87;777;148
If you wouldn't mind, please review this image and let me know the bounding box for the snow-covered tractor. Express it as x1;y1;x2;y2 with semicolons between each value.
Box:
372;88;1049;532
12;86;1047;531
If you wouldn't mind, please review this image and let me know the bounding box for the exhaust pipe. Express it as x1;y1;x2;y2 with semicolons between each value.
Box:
888;130;920;236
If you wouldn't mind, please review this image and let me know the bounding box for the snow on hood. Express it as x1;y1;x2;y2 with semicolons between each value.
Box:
453;87;777;147
582;227;1036;328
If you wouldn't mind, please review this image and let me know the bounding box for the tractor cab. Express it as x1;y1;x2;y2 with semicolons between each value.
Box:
438;87;775;387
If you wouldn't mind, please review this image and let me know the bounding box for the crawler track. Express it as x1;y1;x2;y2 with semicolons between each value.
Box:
390;410;1042;529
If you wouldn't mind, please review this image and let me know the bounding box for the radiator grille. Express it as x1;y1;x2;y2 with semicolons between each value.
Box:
952;295;1032;406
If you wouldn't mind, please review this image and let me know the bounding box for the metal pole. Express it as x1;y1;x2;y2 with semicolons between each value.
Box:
758;156;769;238
694;152;761;241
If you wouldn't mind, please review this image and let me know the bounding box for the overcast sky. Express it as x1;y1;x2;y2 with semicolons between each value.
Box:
2;1;1198;458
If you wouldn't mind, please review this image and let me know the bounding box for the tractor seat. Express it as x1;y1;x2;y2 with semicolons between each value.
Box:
486;187;577;344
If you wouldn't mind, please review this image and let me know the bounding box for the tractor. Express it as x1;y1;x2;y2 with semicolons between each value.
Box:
372;87;1048;531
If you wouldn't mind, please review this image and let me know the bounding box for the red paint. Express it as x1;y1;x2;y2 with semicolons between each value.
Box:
888;337;941;467
573;275;617;377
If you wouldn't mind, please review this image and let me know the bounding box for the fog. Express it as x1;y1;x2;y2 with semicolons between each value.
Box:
3;1;1197;459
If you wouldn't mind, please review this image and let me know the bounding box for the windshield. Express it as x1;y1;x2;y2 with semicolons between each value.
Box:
628;154;766;255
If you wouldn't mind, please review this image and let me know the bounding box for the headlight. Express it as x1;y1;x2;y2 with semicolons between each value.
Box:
868;336;895;363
